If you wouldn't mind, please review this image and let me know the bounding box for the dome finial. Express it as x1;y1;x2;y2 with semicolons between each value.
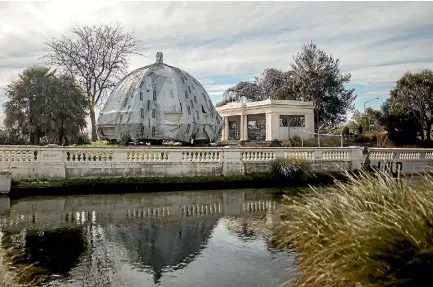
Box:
156;52;163;63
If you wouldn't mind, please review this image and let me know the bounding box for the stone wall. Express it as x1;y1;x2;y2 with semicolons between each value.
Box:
0;146;364;180
1;145;433;180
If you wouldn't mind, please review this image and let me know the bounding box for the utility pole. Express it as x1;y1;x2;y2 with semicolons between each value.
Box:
363;97;379;132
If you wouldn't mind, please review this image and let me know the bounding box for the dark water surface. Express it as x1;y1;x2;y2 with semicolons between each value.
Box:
0;189;294;287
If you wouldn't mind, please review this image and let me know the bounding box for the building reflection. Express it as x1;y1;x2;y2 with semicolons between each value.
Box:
0;189;280;284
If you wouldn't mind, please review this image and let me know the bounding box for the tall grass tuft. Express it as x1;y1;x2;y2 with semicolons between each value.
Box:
273;171;433;287
270;157;312;181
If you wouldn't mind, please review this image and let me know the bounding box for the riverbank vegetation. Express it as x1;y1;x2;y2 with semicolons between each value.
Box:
273;171;433;287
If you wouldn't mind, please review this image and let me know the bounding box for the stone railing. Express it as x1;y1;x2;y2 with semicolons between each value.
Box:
368;148;433;175
2;145;432;180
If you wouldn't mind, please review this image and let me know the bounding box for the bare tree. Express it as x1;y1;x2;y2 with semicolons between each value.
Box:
44;23;140;141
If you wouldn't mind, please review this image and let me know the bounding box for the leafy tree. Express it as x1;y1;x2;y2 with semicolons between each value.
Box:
390;69;433;141
222;69;288;103
277;42;356;127
347;107;383;134
44;23;140;141
3;67;87;145
221;42;356;127
379;97;420;145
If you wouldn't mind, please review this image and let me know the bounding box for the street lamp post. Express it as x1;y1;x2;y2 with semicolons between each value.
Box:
363;97;379;132
317;123;325;147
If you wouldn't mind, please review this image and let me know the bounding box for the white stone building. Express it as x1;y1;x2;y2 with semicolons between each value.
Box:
216;99;315;141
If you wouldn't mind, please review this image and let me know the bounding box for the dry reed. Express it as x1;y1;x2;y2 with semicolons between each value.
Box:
273;171;433;287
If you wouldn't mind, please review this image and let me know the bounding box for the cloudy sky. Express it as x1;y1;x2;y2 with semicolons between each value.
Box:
1;1;433;119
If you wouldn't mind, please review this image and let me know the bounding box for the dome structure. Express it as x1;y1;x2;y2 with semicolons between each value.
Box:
97;52;223;144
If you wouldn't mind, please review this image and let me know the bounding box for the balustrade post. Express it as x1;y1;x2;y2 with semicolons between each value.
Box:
313;149;323;161
112;149;126;162
274;149;285;159
38;147;66;179
420;150;427;160
170;150;183;163
222;147;243;176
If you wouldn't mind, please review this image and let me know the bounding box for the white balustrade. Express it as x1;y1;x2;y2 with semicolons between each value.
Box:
182;151;220;162
66;150;113;162
2;145;432;179
284;151;314;160
126;150;169;162
322;151;349;160
241;151;275;161
0;149;38;162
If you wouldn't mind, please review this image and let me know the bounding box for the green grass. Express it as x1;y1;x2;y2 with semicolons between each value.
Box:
70;140;120;148
272;171;433;287
270;157;312;181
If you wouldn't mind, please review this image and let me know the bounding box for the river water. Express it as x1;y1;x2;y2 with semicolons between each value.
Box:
0;189;294;287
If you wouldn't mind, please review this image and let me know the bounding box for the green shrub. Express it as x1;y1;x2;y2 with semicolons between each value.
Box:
270;157;312;181
273;171;433;287
342;126;350;135
354;133;371;144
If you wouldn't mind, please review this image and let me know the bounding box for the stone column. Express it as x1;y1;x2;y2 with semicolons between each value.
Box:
240;115;246;141
243;115;248;140
223;116;229;140
265;112;280;141
304;111;315;139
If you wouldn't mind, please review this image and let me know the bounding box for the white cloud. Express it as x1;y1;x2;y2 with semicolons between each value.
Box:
1;1;433;116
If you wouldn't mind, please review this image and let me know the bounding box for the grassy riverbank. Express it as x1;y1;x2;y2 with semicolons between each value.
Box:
273;171;433;287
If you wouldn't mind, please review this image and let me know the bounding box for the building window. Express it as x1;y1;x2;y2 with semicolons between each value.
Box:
196;111;199;120
152;127;156;137
202;105;207;114
185;90;188;98
152;109;156;118
279;115;305;127
141;125;144;135
181;77;185;84
202;92;206;100
188;86;191;94
190;100;194;109
140;92;143;101
187;105;191;115
209;100;213;107
180;103;182;112
141;109;144;118
140;80;145;88
123;98;128;107
186;123;190;133
170;90;173;97
147;100;150;110
153;91;156;101
119;114;123;122
194;95;197;103
216;116;220;124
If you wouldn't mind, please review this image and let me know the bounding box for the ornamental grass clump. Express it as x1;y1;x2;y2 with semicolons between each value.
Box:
273;171;433;287
270;157;312;181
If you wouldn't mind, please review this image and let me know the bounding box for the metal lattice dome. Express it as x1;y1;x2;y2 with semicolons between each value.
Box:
97;52;223;144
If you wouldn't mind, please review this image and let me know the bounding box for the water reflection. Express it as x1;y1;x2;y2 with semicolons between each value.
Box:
0;189;293;287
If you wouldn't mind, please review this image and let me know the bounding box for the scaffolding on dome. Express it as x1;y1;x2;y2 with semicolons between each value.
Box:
97;52;224;145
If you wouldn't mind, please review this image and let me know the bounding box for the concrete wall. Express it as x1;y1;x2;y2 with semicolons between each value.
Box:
1;145;433;180
0;146;363;180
